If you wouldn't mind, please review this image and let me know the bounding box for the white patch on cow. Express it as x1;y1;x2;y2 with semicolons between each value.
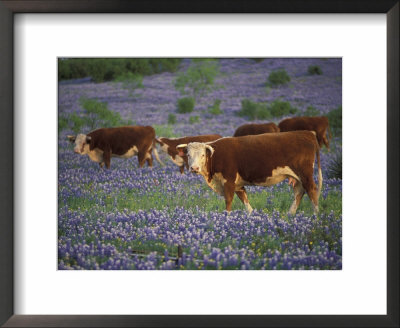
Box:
160;143;169;154
87;148;104;163
200;172;226;196
169;155;184;166
186;142;214;174
256;166;300;187
73;134;90;154
118;145;138;159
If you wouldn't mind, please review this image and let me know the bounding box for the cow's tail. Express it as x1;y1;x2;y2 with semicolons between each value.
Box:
316;144;323;199
152;140;164;166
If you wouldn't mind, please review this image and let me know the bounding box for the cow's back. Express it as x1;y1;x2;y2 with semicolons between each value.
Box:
233;123;279;137
278;117;328;132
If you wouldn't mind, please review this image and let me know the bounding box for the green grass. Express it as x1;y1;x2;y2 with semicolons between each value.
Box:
61;181;341;218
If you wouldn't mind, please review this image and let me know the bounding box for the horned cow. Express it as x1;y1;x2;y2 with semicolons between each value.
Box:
156;134;222;174
177;131;322;215
67;126;163;169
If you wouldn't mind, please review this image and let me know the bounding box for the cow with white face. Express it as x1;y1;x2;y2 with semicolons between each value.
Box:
177;131;322;215
155;134;221;174
67;126;163;169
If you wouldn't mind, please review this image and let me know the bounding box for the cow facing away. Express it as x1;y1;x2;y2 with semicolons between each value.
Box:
177;131;322;215
278;116;331;150
233;122;279;137
156;134;222;173
67;126;163;168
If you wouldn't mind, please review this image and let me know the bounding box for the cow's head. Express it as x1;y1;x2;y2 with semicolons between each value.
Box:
67;134;91;155
176;142;214;174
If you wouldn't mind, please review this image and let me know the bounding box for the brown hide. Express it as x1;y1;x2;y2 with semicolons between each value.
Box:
159;134;222;171
206;131;318;185
278;116;331;149
88;126;155;168
233;122;280;137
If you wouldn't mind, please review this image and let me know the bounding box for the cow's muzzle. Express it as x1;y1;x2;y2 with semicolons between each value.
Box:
190;166;200;173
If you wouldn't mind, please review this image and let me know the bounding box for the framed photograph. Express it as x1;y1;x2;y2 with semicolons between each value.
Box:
1;1;398;327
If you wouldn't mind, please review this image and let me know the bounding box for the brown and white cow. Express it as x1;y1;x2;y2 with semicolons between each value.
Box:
177;131;322;215
67;126;163;169
156;134;222;173
278;116;331;150
233;122;279;137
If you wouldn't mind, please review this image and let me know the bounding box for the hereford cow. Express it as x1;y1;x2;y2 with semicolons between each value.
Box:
67;126;163;169
278;116;331;150
177;131;322;214
233;122;279;137
156;134;222;173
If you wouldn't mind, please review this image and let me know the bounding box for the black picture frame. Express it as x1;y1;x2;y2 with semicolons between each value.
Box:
0;1;398;327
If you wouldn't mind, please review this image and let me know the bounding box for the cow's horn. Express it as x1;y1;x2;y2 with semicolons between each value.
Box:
205;145;215;156
176;143;188;150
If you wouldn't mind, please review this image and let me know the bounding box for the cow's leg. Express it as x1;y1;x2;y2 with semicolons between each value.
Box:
145;151;153;167
289;182;305;215
223;181;235;213
235;187;253;214
103;149;111;169
302;175;319;214
99;162;104;168
323;129;330;150
179;165;185;174
137;151;147;168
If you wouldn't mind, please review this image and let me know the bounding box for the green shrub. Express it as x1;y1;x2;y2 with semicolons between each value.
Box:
114;71;143;90
80;97;124;129
189;116;200;124
70;113;85;133
327;152;342;179
237;99;271;120
250;58;265;63
58;58;182;82
208;99;223;115
267;69;291;86
175;60;219;99
177;97;195;113
58;116;69;132
308;65;323;75
269;100;297;117
327;105;342;136
237;99;297;120
153;124;179;138
302;105;320;116
167;113;177;125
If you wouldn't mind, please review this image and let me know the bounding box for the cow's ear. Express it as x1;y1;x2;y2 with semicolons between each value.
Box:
205;145;215;157
67;135;76;143
86;136;92;143
176;144;188;156
155;138;163;146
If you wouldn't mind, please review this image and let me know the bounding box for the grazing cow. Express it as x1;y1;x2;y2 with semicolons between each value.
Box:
278;116;331;150
233;122;279;137
156;134;222;173
67;126;163;169
177;131;322;215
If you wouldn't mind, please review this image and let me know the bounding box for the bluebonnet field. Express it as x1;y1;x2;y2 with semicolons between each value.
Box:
58;58;342;270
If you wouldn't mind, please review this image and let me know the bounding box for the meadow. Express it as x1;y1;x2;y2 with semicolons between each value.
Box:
58;58;342;270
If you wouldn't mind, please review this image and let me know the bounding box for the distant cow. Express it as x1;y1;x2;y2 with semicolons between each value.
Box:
67;126;163;168
177;131;322;215
156;134;222;173
233;122;279;137
278;116;331;149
